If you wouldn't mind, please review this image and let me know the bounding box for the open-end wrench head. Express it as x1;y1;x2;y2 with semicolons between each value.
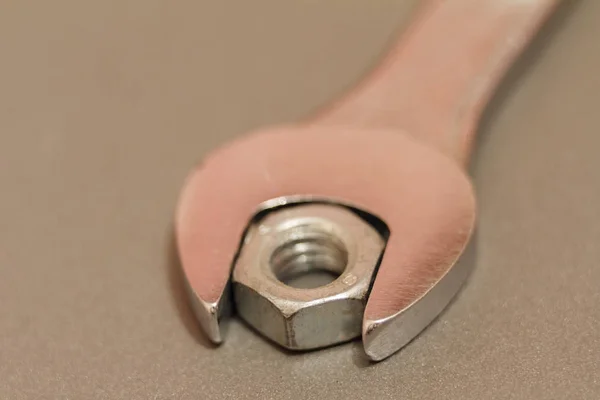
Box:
175;125;475;360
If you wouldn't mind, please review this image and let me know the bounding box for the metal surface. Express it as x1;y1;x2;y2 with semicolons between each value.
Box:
233;202;385;350
176;0;558;361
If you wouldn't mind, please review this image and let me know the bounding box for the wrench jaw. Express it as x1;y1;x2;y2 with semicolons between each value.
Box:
175;125;475;360
362;221;477;361
184;284;226;344
361;178;476;361
183;276;233;345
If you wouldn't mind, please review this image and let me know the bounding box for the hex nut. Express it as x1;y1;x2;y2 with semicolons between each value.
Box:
232;203;385;350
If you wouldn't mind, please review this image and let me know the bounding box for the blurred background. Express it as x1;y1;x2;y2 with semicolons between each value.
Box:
0;1;598;399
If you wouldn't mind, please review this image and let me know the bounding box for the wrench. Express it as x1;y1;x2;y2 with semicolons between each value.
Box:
176;0;559;361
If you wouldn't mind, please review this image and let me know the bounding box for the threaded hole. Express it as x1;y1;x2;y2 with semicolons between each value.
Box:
269;225;348;289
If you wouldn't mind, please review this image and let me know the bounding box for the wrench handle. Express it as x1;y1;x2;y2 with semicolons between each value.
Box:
314;0;559;165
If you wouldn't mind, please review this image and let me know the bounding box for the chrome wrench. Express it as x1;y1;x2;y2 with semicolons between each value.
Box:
176;0;560;361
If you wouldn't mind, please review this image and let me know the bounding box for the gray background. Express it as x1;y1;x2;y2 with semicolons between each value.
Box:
1;1;598;399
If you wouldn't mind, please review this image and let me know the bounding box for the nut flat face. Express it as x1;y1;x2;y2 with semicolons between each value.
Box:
232;203;385;350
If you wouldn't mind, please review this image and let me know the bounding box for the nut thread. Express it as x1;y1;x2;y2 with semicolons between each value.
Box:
270;226;348;287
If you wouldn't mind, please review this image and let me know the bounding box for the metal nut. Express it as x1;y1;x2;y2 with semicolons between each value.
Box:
232;203;385;350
